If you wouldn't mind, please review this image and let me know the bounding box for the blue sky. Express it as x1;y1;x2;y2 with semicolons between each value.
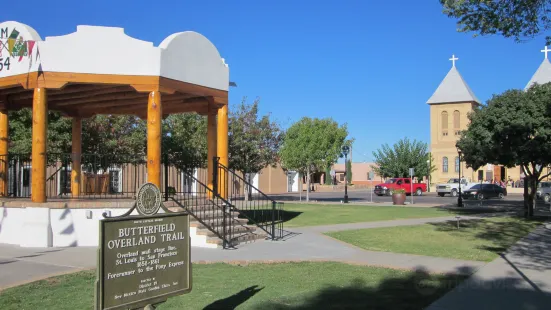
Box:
6;1;548;162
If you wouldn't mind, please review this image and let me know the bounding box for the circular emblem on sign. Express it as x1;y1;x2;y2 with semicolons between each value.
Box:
136;183;162;216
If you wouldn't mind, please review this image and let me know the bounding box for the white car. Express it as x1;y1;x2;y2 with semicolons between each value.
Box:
436;178;477;197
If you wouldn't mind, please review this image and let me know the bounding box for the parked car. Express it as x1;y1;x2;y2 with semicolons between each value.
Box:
374;178;427;196
462;183;507;200
436;178;477;197
536;181;551;199
539;186;551;203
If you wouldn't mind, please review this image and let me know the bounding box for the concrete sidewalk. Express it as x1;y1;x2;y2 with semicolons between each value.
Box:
427;224;551;310
0;246;96;289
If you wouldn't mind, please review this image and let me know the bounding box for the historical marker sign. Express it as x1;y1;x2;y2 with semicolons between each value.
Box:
96;183;191;310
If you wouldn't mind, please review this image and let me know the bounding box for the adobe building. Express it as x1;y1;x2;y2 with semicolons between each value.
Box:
428;50;551;185
331;162;382;186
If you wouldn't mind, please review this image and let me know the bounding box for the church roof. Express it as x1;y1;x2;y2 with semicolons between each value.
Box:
427;64;480;105
525;58;551;90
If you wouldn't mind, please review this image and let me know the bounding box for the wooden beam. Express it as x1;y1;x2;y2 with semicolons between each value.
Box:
68;94;195;114
217;104;228;199
31;88;47;202
160;77;228;98
147;91;162;188
77;103;147;116
71;118;82;197
51;92;145;106
11;85;129;102
0;109;8;196
53;92;192;107
0;87;29;96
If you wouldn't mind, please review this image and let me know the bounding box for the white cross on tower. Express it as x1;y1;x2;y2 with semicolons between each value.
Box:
542;46;551;59
449;54;459;67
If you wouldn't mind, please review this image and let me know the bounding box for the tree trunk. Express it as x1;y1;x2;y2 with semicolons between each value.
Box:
244;173;253;201
523;177;530;218
529;176;537;217
306;166;310;202
299;173;302;201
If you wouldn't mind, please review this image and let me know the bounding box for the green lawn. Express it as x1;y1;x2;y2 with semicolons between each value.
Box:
0;262;466;310
282;204;480;227
326;216;543;262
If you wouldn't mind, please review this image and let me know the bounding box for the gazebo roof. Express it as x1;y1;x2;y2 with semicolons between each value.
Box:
0;21;229;117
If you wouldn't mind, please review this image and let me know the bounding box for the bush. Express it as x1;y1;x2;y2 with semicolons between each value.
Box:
167;186;176;197
392;188;406;194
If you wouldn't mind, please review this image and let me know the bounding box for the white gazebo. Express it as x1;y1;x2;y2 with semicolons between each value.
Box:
0;21;230;247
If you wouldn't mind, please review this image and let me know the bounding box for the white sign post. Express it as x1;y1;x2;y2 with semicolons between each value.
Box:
409;168;414;205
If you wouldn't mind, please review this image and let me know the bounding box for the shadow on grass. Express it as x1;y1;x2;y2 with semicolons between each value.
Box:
249;265;551;310
204;285;264;309
238;209;303;225
427;217;550;270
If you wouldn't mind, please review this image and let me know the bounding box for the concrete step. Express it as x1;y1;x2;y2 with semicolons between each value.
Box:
190;217;249;229
196;225;256;237
206;231;268;247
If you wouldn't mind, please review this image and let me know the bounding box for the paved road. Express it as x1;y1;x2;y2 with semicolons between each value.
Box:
270;190;530;206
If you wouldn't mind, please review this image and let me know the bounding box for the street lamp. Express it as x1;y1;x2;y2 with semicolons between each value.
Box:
456;145;464;207
342;145;350;203
426;158;430;192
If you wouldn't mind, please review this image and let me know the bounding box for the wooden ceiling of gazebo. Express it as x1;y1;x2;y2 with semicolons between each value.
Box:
0;78;227;118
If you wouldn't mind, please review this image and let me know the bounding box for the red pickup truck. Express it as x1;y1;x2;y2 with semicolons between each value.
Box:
374;178;427;196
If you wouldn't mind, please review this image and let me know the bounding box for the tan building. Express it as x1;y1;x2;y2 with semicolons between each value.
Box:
331;162;382;186
428;52;551;185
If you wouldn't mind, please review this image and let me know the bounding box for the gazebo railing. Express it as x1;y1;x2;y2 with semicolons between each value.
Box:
0;153;152;199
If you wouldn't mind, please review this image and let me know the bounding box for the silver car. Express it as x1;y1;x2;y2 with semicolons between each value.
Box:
539;185;551;203
537;181;551;199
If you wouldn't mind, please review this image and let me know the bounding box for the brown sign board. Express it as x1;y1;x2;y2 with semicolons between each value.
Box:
96;212;191;310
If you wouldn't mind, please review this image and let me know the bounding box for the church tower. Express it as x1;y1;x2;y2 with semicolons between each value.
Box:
525;46;551;90
427;55;481;184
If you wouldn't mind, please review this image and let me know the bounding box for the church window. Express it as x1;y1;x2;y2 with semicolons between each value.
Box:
441;111;448;136
443;157;449;173
453;110;460;129
455;156;459;173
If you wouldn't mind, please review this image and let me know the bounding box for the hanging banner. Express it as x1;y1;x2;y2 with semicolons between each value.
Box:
0;21;42;77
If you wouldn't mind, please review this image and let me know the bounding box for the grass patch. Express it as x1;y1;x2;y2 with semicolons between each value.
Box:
326;216;543;262
282;204;481;227
0;262;467;310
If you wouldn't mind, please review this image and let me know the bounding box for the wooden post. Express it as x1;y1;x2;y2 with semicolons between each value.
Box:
147;91;162;188
0;109;8;196
217;104;228;199
207;109;217;193
32;88;47;203
71;117;82;197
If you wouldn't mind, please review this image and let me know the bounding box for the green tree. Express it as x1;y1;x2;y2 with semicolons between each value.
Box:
457;83;551;217
372;138;435;179
228;97;284;199
162;113;207;171
346;159;352;184
279;117;349;201
8;109;72;156
82;115;146;171
440;0;551;44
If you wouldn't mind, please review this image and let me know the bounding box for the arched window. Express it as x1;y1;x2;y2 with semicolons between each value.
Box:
443;157;449;173
441;111;448;136
455;156;460;173
453;110;460;128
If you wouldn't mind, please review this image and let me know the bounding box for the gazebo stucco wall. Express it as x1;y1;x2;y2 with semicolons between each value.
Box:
0;21;230;203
